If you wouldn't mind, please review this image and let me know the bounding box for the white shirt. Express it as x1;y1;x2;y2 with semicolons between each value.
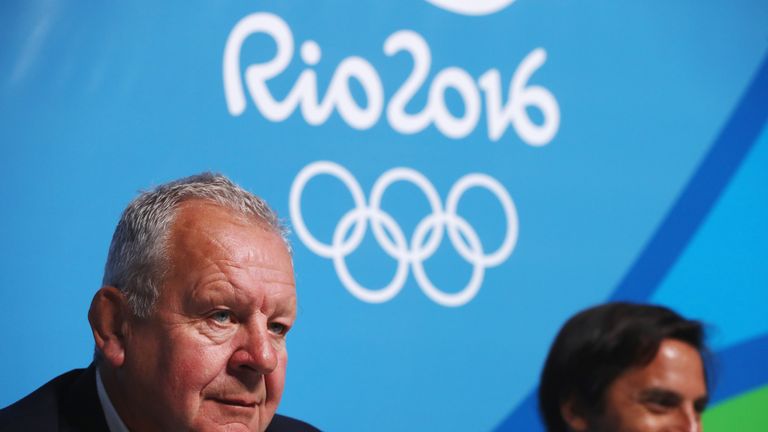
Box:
95;368;131;432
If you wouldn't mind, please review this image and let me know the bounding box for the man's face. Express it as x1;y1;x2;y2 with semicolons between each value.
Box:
118;200;297;432
593;338;708;432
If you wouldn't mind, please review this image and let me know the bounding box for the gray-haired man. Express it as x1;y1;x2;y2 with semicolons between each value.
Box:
0;173;319;432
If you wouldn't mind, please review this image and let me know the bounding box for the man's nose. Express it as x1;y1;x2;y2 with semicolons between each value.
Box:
228;318;278;374
674;405;702;432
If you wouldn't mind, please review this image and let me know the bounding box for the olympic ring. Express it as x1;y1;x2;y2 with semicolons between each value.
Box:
289;161;519;307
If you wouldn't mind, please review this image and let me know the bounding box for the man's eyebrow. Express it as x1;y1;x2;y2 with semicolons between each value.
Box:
189;282;254;310
637;388;683;404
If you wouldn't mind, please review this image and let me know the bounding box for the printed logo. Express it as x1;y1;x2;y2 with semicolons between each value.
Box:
290;161;519;307
425;0;516;16
223;12;559;146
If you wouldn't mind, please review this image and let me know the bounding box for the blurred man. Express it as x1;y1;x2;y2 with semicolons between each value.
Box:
0;173;318;431
539;302;709;432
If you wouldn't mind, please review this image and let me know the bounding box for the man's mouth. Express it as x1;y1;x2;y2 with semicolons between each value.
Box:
210;397;258;408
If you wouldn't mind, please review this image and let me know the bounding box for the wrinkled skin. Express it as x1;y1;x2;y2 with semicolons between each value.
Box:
92;200;297;431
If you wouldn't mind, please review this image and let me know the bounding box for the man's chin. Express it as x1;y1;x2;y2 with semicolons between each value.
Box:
195;399;274;432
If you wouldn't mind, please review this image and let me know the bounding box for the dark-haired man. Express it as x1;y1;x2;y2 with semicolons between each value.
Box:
539;302;709;432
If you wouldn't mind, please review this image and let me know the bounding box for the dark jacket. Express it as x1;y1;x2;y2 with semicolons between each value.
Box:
0;366;319;432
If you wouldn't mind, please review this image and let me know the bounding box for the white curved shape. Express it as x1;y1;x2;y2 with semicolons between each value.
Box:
290;161;519;306
425;0;515;16
333;209;410;303
445;173;518;267
411;215;485;307
509;48;560;146
369;167;443;260
428;67;481;139
383;30;433;135
223;12;292;116
327;56;384;130
289;161;367;258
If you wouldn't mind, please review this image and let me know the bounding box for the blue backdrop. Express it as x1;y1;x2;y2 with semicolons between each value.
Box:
2;1;767;430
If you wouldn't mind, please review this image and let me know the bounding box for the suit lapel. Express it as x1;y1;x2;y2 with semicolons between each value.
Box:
60;364;110;432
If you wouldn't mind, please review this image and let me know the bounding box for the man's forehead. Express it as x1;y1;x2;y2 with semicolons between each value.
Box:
619;339;707;395
151;200;296;316
171;200;282;248
167;199;294;280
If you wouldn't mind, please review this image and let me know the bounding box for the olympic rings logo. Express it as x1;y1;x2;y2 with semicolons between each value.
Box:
289;161;519;307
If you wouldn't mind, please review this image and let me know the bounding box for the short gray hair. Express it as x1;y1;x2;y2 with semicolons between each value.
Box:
102;172;287;318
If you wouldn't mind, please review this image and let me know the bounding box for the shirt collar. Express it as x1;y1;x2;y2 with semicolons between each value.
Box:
95;367;131;432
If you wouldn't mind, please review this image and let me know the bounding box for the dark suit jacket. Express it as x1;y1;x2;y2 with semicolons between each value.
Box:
0;366;319;432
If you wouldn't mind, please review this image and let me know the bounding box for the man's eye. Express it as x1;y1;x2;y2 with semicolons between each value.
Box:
644;397;678;413
268;322;288;336
210;310;234;324
694;400;708;414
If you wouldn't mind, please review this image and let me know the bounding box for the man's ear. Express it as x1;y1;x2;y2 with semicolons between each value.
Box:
88;286;130;368
560;398;588;432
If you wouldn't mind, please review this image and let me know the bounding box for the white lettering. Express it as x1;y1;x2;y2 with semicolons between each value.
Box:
383;30;431;134
478;49;560;145
223;12;560;145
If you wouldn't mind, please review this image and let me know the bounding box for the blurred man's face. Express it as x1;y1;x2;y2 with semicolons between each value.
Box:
118;200;297;431
593;338;708;432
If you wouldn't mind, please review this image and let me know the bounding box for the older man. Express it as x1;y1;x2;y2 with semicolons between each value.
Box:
539;302;709;432
0;173;318;431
